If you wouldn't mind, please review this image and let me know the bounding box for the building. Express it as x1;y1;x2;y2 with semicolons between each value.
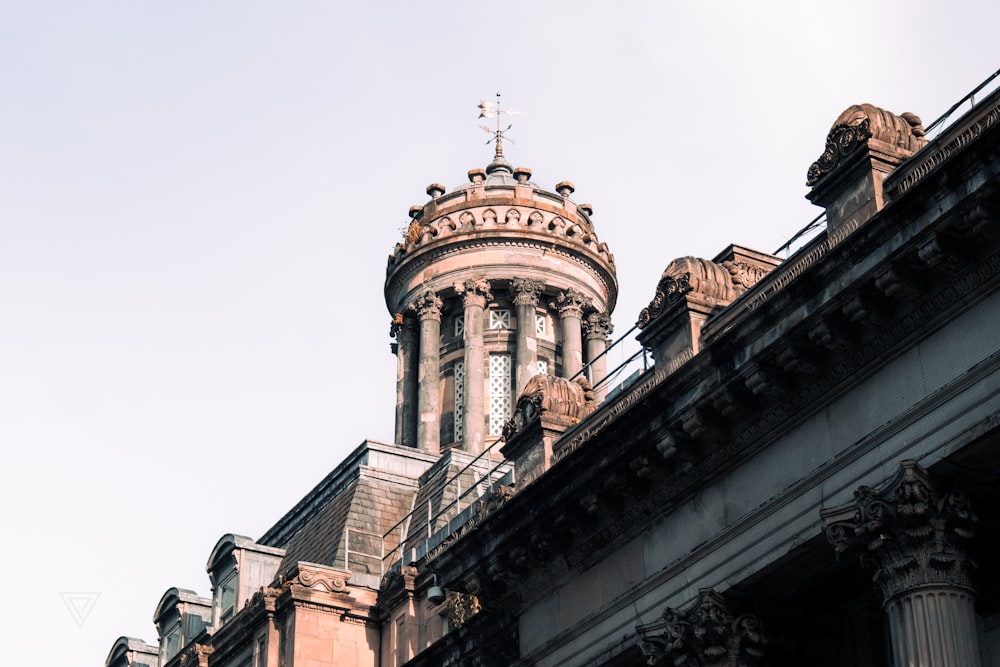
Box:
108;81;1000;667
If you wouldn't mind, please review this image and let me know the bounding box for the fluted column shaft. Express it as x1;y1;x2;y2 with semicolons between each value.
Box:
552;289;589;379
885;586;981;667
512;278;543;394
391;316;418;448
583;311;613;403
822;460;981;667
410;291;443;455
456;278;492;454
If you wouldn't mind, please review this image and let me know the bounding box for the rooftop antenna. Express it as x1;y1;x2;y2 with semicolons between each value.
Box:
478;91;522;159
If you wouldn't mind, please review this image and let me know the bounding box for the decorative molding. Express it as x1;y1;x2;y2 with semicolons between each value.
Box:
636;588;767;667
424;485;515;562
891;99;1000;197
821;459;977;602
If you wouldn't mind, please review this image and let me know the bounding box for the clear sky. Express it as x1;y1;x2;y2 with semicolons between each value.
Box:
1;1;997;663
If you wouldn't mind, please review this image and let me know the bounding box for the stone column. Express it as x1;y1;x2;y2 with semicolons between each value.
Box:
511;278;543;394
550;289;590;379
821;460;981;667
390;314;418;448
582;310;613;403
454;278;492;455
409;291;443;455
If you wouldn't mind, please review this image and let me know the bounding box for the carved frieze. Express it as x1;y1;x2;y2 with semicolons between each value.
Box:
821;460;978;602
636;588;767;667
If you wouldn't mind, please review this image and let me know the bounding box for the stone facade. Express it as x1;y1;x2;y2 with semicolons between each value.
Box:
108;87;1000;667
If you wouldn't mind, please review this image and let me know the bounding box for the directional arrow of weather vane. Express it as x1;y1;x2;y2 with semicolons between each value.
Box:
478;92;524;156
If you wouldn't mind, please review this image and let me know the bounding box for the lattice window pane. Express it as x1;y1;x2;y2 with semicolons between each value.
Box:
535;312;546;336
453;361;465;442
489;309;510;330
488;354;512;436
536;359;548;376
454;316;464;337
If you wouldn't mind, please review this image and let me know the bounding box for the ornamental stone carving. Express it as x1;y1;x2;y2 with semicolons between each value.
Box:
550;288;590;317
821;459;977;602
581;311;613;340
501;374;595;440
511;278;544;306
807;104;927;186
454;277;493;308
409;290;444;320
636;588;767;667
637;257;737;329
389;313;417;342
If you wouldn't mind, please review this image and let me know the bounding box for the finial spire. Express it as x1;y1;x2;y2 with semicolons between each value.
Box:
478;91;522;160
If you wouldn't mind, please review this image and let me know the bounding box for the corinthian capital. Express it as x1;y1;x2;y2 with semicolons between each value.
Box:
550;288;590;318
511;278;544;307
409;291;444;321
636;588;766;667
582;311;613;340
454;277;493;309
821;460;977;602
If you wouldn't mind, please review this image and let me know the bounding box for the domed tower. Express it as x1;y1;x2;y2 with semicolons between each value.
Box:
385;137;617;456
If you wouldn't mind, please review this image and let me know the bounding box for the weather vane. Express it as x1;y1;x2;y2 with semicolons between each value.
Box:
478;91;523;159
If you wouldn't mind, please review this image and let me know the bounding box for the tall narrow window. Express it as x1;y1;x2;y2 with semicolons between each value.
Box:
454;316;464;337
535;312;547;335
453;361;465;442
536;359;548;376
489;354;512;436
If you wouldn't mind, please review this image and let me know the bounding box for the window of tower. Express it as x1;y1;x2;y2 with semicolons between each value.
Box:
488;354;512;436
453;361;465;442
535;312;547;336
537;359;548;376
454;316;464;337
489;309;510;330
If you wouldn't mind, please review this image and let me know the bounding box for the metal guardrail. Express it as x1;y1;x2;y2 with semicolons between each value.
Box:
371;69;1000;579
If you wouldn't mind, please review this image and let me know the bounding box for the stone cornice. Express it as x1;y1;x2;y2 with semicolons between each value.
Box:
416;125;1000;615
384;233;618;316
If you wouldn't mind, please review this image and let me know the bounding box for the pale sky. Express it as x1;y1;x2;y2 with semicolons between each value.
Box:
1;2;997;664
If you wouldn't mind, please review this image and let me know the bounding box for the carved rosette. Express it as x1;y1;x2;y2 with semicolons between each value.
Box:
511;277;544;307
806;104;927;186
409;290;444;321
821;460;977;603
582;311;613;340
454;277;493;309
550;288;590;318
636;589;767;667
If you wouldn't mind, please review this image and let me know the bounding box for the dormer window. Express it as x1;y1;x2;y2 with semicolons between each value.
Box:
489;309;510;330
218;570;238;624
162;623;181;663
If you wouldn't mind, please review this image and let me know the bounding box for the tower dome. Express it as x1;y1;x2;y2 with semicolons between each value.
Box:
385;150;617;455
